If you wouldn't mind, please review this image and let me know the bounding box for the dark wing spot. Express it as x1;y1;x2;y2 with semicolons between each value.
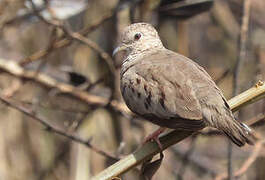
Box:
136;78;141;84
149;91;152;98
144;84;148;93
161;91;165;100
146;91;152;105
160;90;166;109
159;98;166;110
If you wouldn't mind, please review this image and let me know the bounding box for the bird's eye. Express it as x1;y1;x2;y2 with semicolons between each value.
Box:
134;33;142;41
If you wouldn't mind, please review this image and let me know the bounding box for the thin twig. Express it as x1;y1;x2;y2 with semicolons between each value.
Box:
180;112;264;178
68;32;116;79
0;5;45;31
34;27;58;75
68;32;117;102
26;0;117;102
177;137;197;179
19;6;114;66
233;0;251;88
215;140;264;180
18;99;89;114
171;145;218;177
0;95;119;161
229;0;252;178
233;141;263;178
246;112;265;127
0;58;131;123
27;0;62;27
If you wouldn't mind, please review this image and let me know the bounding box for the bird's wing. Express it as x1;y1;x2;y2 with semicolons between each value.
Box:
129;52;203;125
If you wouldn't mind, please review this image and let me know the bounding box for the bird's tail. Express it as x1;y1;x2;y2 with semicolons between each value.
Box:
220;119;257;147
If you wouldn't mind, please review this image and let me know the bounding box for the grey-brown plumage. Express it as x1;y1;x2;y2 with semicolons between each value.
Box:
114;23;254;147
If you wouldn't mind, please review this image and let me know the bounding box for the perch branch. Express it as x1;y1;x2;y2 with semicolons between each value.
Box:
229;80;265;111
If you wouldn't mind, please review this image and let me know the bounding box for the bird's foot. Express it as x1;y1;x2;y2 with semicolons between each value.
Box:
143;127;166;151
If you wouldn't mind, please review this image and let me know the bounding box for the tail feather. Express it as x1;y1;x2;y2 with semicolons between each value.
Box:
221;120;256;147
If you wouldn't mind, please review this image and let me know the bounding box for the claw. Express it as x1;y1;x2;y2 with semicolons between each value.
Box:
143;127;166;151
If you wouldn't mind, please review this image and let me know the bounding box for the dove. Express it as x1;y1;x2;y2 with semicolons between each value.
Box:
113;23;254;148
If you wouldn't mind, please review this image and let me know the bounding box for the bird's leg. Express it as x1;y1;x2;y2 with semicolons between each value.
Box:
143;127;166;150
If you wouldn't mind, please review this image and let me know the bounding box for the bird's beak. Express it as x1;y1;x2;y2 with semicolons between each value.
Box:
112;44;127;57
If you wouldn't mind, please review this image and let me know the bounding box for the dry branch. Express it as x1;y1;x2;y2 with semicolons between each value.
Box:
0;58;130;114
92;80;265;180
25;0;117;102
19;10;114;66
0;95;118;161
230;0;252;178
69;32;116;77
215;140;264;180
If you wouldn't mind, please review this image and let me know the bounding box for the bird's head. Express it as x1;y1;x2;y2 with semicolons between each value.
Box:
113;23;164;57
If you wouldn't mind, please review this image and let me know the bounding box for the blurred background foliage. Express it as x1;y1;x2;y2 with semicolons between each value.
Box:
0;0;264;179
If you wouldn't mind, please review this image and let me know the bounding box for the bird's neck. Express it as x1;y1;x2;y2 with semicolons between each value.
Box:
120;47;165;76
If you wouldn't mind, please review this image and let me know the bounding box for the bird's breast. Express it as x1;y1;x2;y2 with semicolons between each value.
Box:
120;71;150;115
120;67;171;119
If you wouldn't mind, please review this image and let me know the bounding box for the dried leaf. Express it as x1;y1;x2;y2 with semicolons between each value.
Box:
140;152;164;180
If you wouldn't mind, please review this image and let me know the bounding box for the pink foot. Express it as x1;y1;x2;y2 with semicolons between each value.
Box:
143;127;166;150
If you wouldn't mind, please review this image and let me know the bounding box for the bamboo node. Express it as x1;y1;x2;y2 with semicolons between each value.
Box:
255;80;264;88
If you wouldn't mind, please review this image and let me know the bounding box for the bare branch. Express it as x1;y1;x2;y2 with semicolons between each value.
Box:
68;32;116;79
176;137;197;179
229;1;252;176
19;6;114;66
25;0;117;102
0;58;131;118
215;140;264;180
0;95;119;161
